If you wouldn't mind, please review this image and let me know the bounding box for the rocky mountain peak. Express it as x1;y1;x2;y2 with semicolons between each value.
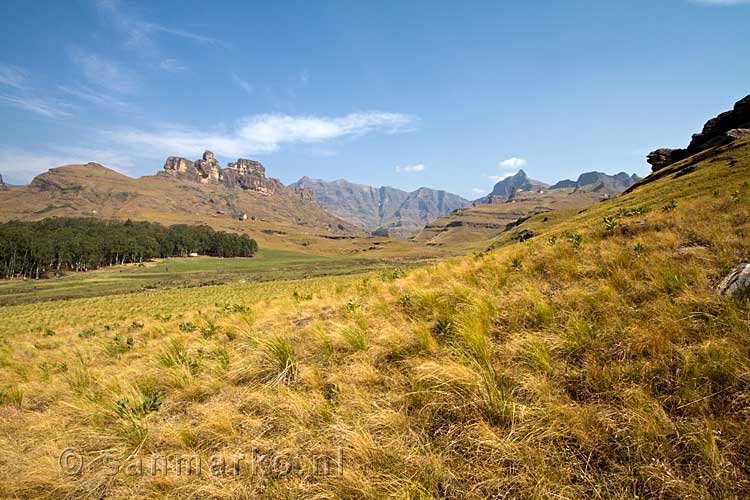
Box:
161;150;283;195
647;94;750;172
489;169;545;199
0;173;7;191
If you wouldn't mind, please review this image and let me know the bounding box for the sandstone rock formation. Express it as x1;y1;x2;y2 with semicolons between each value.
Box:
717;263;750;298
161;150;283;194
648;95;750;172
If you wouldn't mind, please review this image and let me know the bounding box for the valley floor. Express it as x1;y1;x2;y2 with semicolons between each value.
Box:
0;249;427;306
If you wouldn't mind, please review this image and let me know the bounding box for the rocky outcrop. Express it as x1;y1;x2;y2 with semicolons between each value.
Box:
550;179;578;189
162;150;283;194
0;173;7;191
194;150;221;183
717;263;750;299
647;95;750;172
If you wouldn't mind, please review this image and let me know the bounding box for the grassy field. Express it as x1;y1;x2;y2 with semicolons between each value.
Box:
0;249;422;306
0;140;749;499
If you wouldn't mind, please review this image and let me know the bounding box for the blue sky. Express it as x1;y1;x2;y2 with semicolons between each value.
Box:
0;0;747;198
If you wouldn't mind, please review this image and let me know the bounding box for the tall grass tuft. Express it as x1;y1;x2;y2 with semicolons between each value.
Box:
258;337;299;385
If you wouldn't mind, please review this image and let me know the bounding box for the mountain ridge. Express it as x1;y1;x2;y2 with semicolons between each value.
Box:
289;176;470;238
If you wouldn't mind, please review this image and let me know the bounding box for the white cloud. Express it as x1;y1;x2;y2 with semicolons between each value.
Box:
0;94;73;118
0;64;27;89
158;58;186;73
69;47;139;94
103;111;418;158
230;72;254;95
471;188;486;194
499;157;527;169
395;163;426;174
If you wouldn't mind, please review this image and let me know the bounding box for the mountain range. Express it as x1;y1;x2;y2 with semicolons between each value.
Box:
289;177;470;239
0;148;641;246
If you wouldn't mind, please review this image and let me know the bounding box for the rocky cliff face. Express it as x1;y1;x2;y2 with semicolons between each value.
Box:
289;176;469;238
488;170;547;199
162;150;283;194
647;95;750;171
478;170;640;203
0;173;7;191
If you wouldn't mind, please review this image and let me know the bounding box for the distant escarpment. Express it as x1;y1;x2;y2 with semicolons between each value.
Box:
289;176;469;238
479;169;639;204
647;94;750;172
0;173;7;191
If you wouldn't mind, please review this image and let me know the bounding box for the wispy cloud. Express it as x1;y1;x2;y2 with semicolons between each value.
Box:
499;157;527;169
58;86;132;111
69;47;139;94
94;0;228;49
0;64;28;89
230;72;254;95
471;187;486;194
0;94;73;118
395;163;425;173
0;63;73;118
158;58;186;73
102;111;418;158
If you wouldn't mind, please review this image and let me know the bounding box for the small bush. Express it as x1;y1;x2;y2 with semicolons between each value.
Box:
106;334;135;356
662;199;678;212
78;328;96;338
293;290;313;301
179;322;197;332
380;268;406;282
200;319;220;339
603;215;620;233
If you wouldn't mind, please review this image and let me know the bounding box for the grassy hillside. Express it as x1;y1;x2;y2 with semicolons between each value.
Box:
0;140;749;498
0;164;444;258
413;189;610;253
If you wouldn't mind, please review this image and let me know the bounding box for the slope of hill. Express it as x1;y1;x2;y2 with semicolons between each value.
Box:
289;176;469;238
0;157;442;260
417;169;640;252
1;138;748;499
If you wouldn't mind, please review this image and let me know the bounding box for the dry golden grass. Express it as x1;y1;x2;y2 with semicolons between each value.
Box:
0;142;749;499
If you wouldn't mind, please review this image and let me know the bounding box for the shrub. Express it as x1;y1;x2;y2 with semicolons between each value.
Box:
179;322;197;332
662;199;678;212
603;215;620;233
78;327;96;338
293;290;313;301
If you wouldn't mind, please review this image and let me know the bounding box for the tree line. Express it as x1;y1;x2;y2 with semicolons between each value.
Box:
0;218;258;279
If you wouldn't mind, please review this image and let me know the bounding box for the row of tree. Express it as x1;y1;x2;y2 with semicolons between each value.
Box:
0;218;258;279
